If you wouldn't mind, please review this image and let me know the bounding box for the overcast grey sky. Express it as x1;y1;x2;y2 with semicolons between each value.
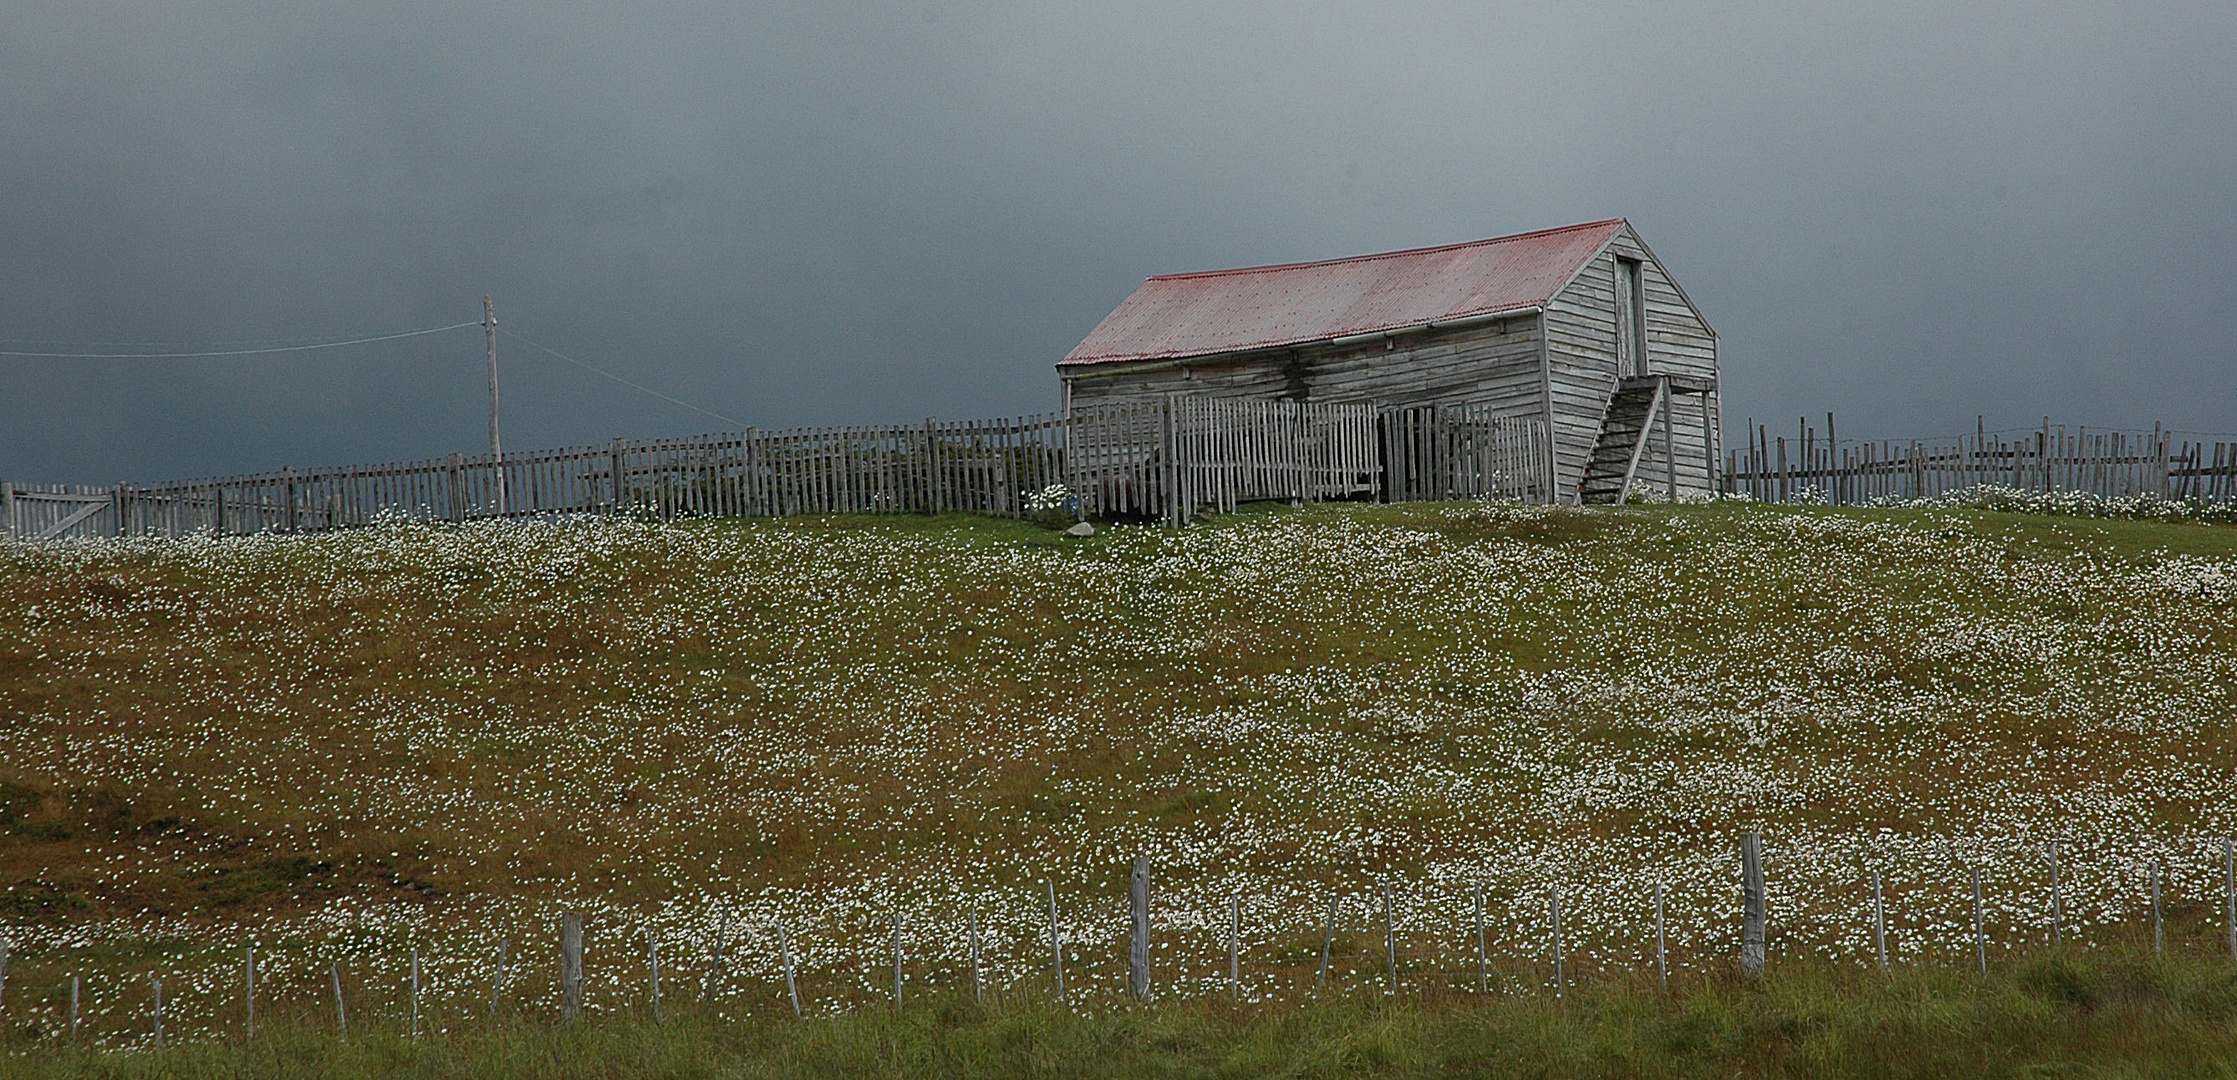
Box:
4;0;2233;483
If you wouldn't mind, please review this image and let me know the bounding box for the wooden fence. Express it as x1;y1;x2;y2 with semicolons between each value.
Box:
1380;402;1556;506
1;398;1556;540
1724;419;2237;505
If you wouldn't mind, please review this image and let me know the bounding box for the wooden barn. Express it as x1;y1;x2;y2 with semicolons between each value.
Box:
1057;219;1720;503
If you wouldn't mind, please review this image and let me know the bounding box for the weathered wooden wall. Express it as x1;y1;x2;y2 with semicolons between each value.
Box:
1541;226;1720;500
1062;315;1544;417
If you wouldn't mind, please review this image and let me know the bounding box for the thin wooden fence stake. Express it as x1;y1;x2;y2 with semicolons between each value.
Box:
1130;858;1151;1001
968;906;984;1004
1549;884;1565;996
705;914;729;1004
245;946;256;1038
331;960;348;1037
1317;895;1337;992
1654;881;1668;986
2050;843;2063;946
410;948;422;1037
152;977;163;1050
491;938;509;1021
561;913;584;1024
649;928;663;1022
1381;882;1398;996
1872;872;1888;971
776;923;802;1018
1970;868;1988;975
2225;838;2235;960
891;914;903;1011
1046;880;1067;1006
1740;832;1766;978
1473;886;1489;994
0;937;7;1011
2151;861;2164;954
1228;895;1241;1001
69;975;80;1046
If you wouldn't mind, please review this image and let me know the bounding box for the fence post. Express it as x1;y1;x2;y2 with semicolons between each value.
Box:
649;928;663;1022
1549;884;1565;995
445;454;464;522
411;948;423;1036
776;923;801;1018
1;479;12;540
705;914;729;1003
1970;868;1987;975
1381;882;1398;995
70;975;80;1046
1872;872;1888;971
1740;832;1766;977
1160;398;1179;528
924;419;942;515
245;945;255;1038
1317;894;1337;991
2226;838;2236;961
2050;842;2063;946
2151;861;2164;954
330;961;347;1036
890;914;903;1011
1228;895;1241;1001
1045;880;1066;1006
152;976;163;1050
0;936;7;1010
968;906;984;1004
1654;881;1668;985
1474;886;1489;994
610;439;628;513
491;938;509;1020
561;913;584;1023
1130;858;1152;1001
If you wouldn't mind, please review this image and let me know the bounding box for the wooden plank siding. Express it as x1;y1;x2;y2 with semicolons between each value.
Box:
1543;225;1721;501
1063;315;1546;415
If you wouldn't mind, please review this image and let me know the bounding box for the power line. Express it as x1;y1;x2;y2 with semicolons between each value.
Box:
0;322;480;359
497;328;745;428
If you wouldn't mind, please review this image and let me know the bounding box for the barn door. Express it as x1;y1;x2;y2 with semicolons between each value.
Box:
1615;256;1647;378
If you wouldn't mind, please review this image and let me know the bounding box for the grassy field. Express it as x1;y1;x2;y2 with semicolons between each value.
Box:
2;501;2236;1071
6;952;2237;1078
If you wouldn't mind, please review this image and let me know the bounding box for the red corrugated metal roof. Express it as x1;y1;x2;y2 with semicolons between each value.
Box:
1059;219;1625;367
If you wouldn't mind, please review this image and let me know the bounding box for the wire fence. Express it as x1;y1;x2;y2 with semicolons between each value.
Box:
1;837;2231;1046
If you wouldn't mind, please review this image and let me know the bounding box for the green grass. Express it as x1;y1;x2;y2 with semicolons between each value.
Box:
8;950;2237;1078
3;500;2237;1072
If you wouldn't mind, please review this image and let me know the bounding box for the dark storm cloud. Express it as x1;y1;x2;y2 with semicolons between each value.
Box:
4;0;2233;482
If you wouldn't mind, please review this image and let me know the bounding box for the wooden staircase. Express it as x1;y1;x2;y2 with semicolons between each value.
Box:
1578;377;1667;504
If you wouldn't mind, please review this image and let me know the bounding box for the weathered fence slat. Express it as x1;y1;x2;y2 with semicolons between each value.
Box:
1721;420;2237;505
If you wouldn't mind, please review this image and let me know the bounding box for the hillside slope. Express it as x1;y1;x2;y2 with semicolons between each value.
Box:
2;503;2235;1038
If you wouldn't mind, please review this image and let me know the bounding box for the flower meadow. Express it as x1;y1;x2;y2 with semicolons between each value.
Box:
1;501;2235;1047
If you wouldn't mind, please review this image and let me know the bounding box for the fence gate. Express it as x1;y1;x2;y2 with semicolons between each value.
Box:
1379;403;1555;506
2;485;116;541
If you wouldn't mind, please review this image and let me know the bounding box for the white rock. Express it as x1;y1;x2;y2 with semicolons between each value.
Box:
1064;521;1096;537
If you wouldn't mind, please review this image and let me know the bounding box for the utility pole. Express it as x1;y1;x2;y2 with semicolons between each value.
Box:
485;295;506;515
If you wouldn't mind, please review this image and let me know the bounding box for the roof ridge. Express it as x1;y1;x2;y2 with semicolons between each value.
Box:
1145;219;1626;282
